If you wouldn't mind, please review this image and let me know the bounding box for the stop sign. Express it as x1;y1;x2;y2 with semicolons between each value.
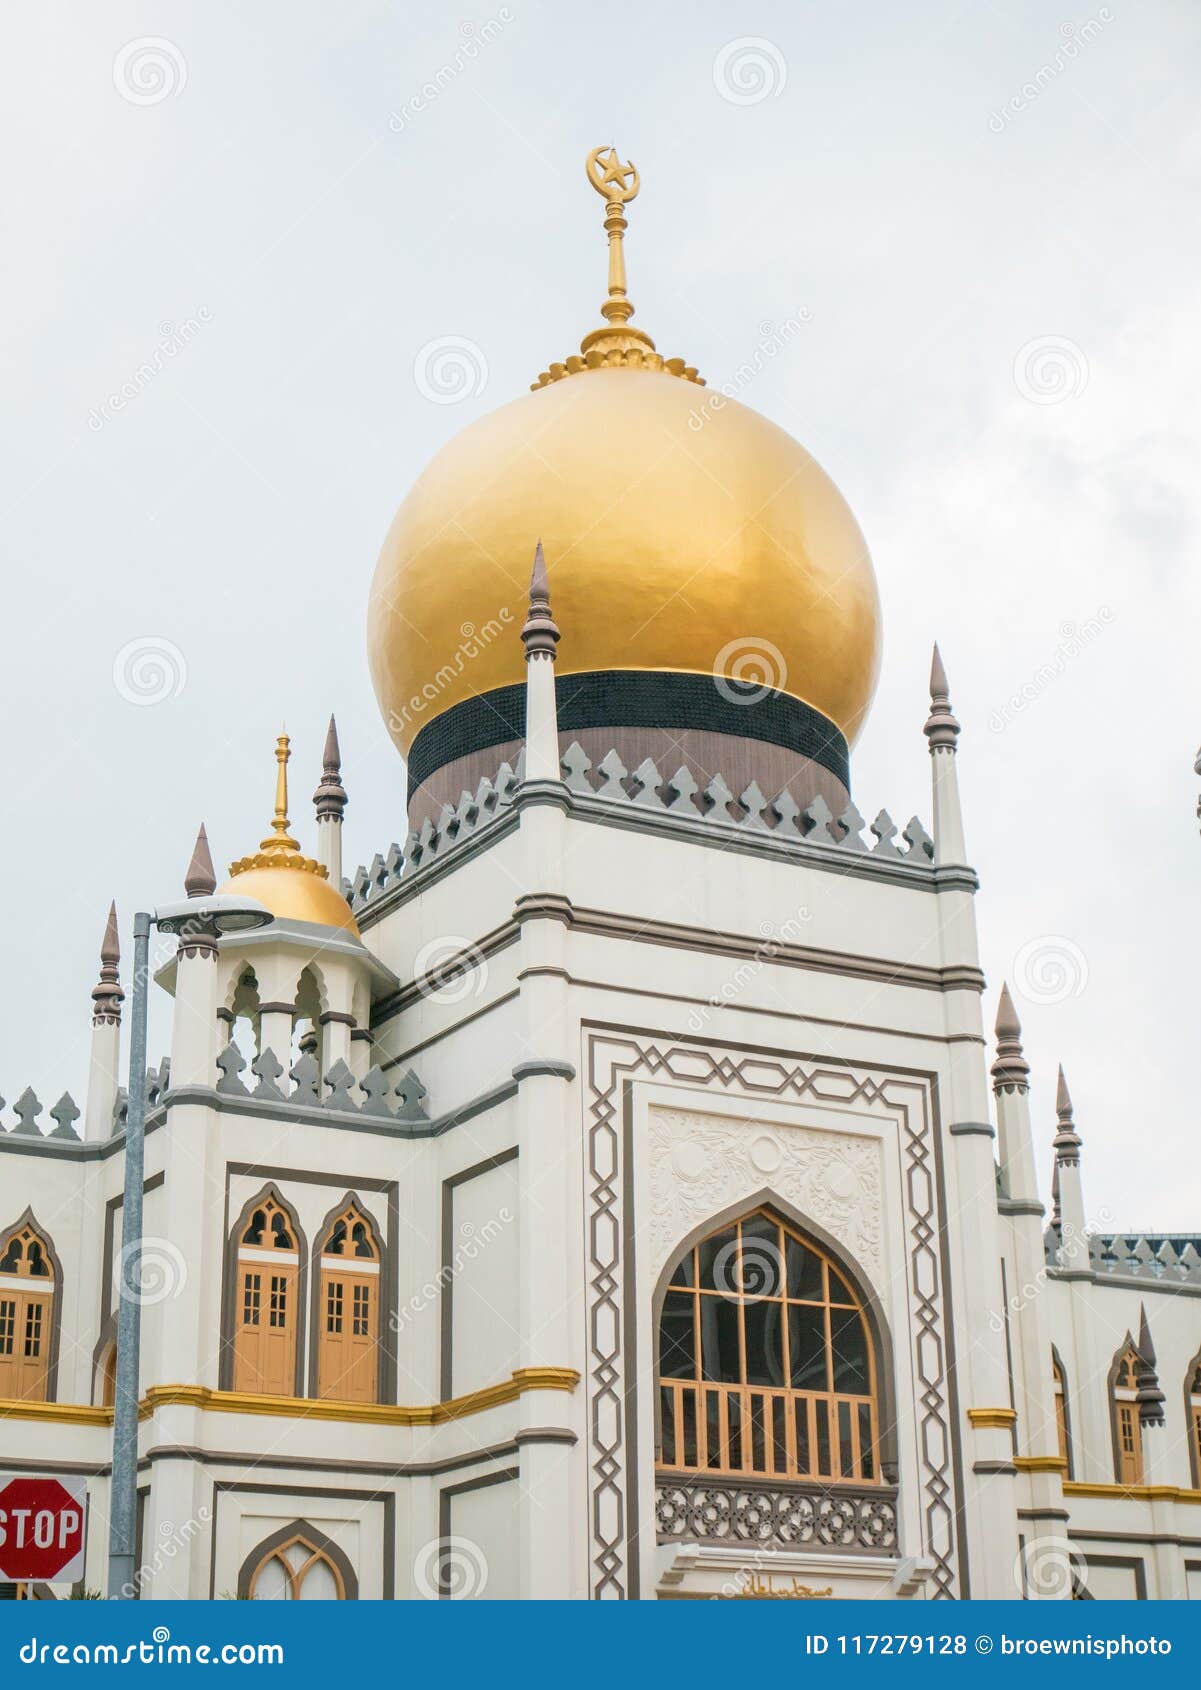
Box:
0;1476;87;1582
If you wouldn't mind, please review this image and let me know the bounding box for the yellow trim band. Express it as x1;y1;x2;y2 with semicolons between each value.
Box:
1014;1456;1068;1474
967;1407;1017;1429
0;1367;579;1430
1063;1481;1201;1505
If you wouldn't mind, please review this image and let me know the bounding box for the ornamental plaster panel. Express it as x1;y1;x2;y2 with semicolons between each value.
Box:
645;1105;882;1290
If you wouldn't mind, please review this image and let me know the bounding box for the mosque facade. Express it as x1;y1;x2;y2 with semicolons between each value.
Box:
2;150;1199;1602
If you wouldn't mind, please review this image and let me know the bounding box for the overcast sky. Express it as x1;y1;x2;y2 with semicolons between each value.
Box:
2;1;1198;1223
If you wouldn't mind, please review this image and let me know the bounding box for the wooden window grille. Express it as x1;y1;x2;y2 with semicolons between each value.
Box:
656;1209;880;1484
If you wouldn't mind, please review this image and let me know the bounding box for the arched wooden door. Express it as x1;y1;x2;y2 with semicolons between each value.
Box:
316;1205;379;1404
0;1222;55;1401
233;1196;300;1396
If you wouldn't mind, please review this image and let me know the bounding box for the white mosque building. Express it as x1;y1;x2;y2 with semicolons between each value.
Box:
2;150;1199;1603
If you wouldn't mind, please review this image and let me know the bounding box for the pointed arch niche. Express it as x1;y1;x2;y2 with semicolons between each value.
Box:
223;1186;306;1397
1109;1339;1145;1485
1185;1348;1201;1489
653;1200;895;1485
309;1196;383;1404
237;1520;357;1601
0;1212;61;1402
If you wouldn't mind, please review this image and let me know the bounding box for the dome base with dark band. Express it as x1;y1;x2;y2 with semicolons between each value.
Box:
406;669;851;829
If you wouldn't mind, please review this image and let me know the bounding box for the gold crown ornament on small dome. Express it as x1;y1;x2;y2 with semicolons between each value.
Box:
531;147;705;390
227;733;326;880
218;733;361;935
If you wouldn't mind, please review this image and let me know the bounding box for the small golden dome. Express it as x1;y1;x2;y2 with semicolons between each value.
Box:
217;735;360;937
368;148;880;764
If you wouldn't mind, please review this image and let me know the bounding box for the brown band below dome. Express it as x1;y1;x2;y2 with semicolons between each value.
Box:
405;671;851;830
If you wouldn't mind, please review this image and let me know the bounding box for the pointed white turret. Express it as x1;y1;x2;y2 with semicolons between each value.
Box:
521;540;562;783
924;642;967;865
1052;1065;1087;1261
992;983;1038;1204
313;714;348;885
84;902;124;1141
169;823;222;1088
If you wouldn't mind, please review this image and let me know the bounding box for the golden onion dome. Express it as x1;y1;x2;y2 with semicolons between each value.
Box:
367;148;880;780
217;735;360;937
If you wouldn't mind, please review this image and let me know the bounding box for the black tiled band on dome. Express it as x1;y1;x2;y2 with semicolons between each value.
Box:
406;669;850;799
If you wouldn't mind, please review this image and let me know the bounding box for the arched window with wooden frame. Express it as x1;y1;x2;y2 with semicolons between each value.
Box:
1110;1341;1145;1486
313;1199;381;1404
229;1189;303;1397
1185;1351;1201;1489
656;1207;884;1484
0;1214;60;1403
1051;1348;1073;1478
237;1521;357;1601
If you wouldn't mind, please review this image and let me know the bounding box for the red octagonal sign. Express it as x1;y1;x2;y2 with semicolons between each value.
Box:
0;1476;87;1582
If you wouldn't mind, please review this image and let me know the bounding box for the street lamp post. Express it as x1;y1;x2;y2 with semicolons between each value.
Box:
106;895;272;1600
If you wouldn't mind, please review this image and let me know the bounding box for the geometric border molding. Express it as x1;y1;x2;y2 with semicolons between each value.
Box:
583;1027;962;1600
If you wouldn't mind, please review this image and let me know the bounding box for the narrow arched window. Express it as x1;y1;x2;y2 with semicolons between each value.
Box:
1052;1352;1072;1477
248;1534;346;1600
317;1204;379;1404
1187;1358;1201;1488
233;1195;299;1396
1112;1344;1144;1485
0;1221;55;1402
657;1208;879;1482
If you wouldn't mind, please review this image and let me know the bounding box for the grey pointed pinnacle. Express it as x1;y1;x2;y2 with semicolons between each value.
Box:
1052;1064;1082;1165
991;983;1030;1093
49;1093;82;1140
521;539;561;660
314;714;349;819
1135;1304;1166;1427
184;824;217;899
92;900;125;1024
924;641;961;751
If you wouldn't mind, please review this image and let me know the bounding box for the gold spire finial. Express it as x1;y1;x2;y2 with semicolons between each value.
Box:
263;732;300;855
227;732;329;882
583;146;647;347
530;148;704;390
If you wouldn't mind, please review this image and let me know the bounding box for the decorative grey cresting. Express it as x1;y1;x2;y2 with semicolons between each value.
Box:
344;744;937;917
